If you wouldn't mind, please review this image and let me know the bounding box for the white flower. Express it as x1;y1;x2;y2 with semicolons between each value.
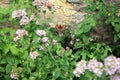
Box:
110;74;120;80
12;9;27;18
13;36;20;42
70;40;74;45
20;16;31;25
32;0;51;10
32;0;43;8
36;30;46;36
73;60;87;77
73;69;80;77
15;29;28;37
116;58;120;74
10;70;18;80
30;15;34;20
45;42;49;47
104;55;118;75
13;29;28;41
41;5;47;11
53;39;57;45
76;39;80;42
87;59;103;77
39;46;44;50
76;60;87;68
71;34;75;39
30;51;39;59
109;57;120;80
42;37;49;42
89;38;94;41
49;23;56;28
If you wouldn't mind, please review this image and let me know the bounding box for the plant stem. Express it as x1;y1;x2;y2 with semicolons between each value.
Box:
48;47;56;61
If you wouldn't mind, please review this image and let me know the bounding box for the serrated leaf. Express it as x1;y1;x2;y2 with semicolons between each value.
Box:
22;78;28;80
83;25;91;33
56;44;62;56
82;35;89;43
114;25;120;32
65;50;72;57
52;68;61;79
0;67;5;72
10;46;19;55
74;29;83;35
3;44;10;54
6;64;12;74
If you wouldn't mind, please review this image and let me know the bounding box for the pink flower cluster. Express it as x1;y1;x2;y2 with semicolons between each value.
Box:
13;29;28;41
53;39;58;45
73;55;120;78
19;16;31;25
12;9;27;18
42;37;49;43
10;70;18;80
35;29;58;50
30;51;39;59
87;59;103;77
104;55;118;75
32;0;52;11
104;56;120;80
32;0;44;8
12;9;31;25
36;30;46;36
110;74;120;80
39;46;44;50
73;60;87;77
36;30;49;47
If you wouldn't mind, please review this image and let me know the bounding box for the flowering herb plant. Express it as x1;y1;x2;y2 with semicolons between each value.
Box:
0;0;120;80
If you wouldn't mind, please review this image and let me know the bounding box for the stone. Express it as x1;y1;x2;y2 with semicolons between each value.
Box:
67;0;80;3
45;0;86;26
0;0;9;8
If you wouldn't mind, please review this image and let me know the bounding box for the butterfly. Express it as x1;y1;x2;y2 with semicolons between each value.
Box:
55;25;66;32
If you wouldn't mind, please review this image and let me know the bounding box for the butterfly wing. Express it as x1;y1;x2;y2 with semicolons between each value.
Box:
55;25;66;32
55;25;61;32
61;25;66;31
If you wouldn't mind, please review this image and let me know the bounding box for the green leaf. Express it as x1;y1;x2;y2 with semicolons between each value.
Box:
114;35;119;42
117;33;120;38
82;35;89;43
4;75;11;80
10;45;19;55
114;25;120;32
29;77;36;80
77;23;82;29
22;51;28;58
74;29;83;35
0;58;7;64
6;57;18;65
0;67;5;72
83;25;91;33
3;44;10;54
40;20;45;25
22;78;28;80
65;50;72;57
52;68;61;79
56;44;63;56
6;64;12;74
0;28;9;35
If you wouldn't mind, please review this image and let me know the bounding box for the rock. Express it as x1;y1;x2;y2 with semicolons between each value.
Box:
34;0;86;26
46;0;86;26
67;0;80;3
72;12;86;24
0;0;9;8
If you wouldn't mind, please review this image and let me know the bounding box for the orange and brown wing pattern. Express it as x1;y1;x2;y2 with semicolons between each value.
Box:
55;25;66;32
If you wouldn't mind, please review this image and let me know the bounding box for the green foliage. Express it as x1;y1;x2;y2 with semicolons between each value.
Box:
0;0;120;80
